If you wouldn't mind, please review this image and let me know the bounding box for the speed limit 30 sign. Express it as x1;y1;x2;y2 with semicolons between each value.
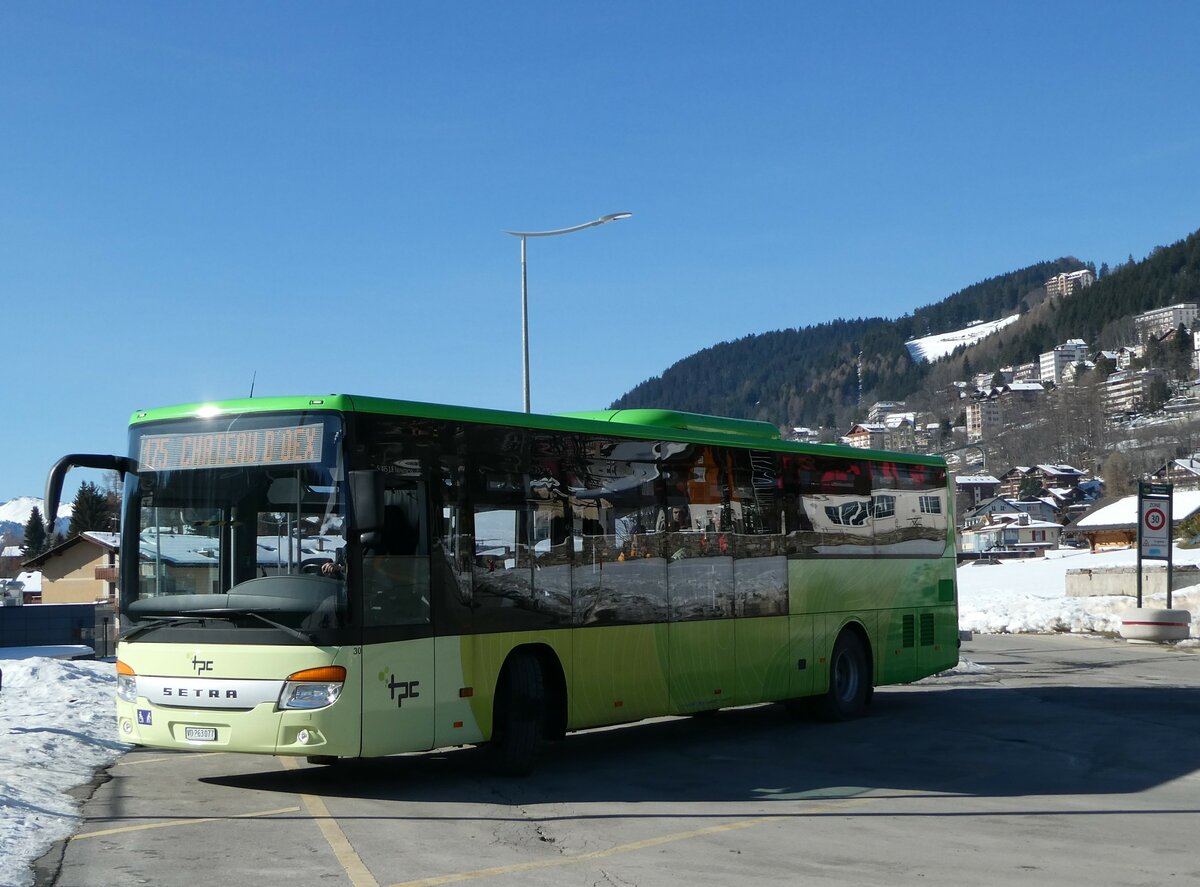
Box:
1139;496;1171;559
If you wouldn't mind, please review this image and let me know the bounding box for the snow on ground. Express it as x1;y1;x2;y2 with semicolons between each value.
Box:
904;314;1021;363
958;543;1200;637
0;655;128;887
1;543;1198;886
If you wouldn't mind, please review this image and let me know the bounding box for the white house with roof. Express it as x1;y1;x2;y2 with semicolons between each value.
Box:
959;512;1063;553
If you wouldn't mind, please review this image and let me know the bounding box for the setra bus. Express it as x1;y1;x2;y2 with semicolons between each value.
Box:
46;395;959;773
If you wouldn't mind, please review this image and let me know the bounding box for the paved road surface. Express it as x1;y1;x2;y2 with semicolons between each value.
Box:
38;634;1200;887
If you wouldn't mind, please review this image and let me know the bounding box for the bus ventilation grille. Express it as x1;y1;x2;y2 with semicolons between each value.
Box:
920;612;936;646
902;615;915;648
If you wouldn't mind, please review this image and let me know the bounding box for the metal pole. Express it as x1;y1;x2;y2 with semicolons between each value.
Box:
521;236;530;413
1136;482;1144;608
505;213;631;415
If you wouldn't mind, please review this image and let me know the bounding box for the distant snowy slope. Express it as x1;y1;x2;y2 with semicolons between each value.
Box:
905;314;1021;363
0;496;72;539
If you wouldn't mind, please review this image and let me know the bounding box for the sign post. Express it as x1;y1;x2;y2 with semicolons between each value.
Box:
1137;482;1173;608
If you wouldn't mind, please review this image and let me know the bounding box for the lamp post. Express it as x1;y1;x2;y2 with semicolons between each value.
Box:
505;212;632;413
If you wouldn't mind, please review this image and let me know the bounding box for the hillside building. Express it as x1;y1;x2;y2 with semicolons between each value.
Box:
866;401;906;423
1114;346;1142;370
1044;269;1095;299
965;398;1001;442
1039;339;1089;386
845;423;887;450
1011;362;1040;383
1104;368;1165;415
1134;303;1198;343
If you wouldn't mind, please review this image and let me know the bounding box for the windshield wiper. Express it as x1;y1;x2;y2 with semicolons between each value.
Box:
120;617;209;641
191;608;317;644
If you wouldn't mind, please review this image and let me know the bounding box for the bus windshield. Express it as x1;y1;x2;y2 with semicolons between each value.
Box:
122;413;347;634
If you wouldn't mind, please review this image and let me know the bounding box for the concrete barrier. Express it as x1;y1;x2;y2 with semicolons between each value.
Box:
1065;564;1200;598
1120;608;1192;642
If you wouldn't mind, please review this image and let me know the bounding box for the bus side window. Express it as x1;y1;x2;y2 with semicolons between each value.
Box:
362;484;431;626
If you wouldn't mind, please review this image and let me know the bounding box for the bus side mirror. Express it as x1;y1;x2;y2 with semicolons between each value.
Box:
349;470;385;547
45;454;138;537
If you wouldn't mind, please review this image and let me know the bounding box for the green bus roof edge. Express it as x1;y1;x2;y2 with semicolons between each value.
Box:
128;395;946;467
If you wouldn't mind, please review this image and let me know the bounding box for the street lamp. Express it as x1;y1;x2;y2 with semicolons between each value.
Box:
505;212;632;413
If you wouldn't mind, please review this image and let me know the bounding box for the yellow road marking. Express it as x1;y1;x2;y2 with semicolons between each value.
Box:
114;752;227;766
279;756;380;887
71;806;300;840
388;798;870;887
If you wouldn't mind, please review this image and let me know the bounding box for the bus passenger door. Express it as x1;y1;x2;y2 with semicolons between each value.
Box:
359;482;437;756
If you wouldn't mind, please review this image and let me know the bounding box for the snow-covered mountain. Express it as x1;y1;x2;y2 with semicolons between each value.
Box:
904;314;1021;363
0;497;72;541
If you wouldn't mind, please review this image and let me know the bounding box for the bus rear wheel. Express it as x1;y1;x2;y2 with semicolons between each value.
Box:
489;653;546;776
810;631;870;721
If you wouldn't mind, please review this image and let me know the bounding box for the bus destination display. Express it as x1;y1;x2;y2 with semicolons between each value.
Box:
139;424;324;471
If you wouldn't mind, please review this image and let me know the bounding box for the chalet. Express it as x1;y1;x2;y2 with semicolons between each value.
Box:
1001;381;1049;402
1151;455;1200;490
1073;490;1200;551
961;495;1022;529
998;464;1086;499
22;531;120;605
845;423;887;450
954;475;1001;522
959;512;1063;554
961;495;1062;530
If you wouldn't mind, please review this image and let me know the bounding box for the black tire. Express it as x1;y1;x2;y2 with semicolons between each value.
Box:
810;631;870;721
489;653;546;776
305;755;339;766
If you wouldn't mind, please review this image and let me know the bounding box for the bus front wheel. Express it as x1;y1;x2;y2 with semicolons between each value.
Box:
810;630;871;721
489;653;546;776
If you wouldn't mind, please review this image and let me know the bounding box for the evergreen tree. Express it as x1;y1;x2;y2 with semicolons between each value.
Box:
1018;476;1043;500
22;507;48;556
68;481;115;537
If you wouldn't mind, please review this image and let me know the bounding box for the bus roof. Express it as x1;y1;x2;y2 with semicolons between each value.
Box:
128;394;947;467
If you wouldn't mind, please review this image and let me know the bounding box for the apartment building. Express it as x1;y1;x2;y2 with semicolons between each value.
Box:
1134;303;1198;343
1044;268;1095;298
965;398;1002;442
1039;339;1089;386
1104;368;1165;415
1011;361;1040;382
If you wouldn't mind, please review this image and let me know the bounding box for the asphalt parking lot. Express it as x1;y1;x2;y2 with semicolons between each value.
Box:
38;634;1200;887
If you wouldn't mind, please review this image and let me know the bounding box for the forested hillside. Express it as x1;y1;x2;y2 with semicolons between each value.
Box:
610;257;1088;430
612;229;1200;431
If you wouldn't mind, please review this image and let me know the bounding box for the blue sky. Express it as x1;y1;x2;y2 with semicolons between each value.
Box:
3;2;1200;504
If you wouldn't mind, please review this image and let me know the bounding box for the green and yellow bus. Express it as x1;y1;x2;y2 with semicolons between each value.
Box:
47;395;958;773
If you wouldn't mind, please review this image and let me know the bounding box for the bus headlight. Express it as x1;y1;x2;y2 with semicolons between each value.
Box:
116;660;137;703
279;666;346;710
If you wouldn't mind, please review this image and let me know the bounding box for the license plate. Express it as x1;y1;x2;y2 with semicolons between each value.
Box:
184;726;217;742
